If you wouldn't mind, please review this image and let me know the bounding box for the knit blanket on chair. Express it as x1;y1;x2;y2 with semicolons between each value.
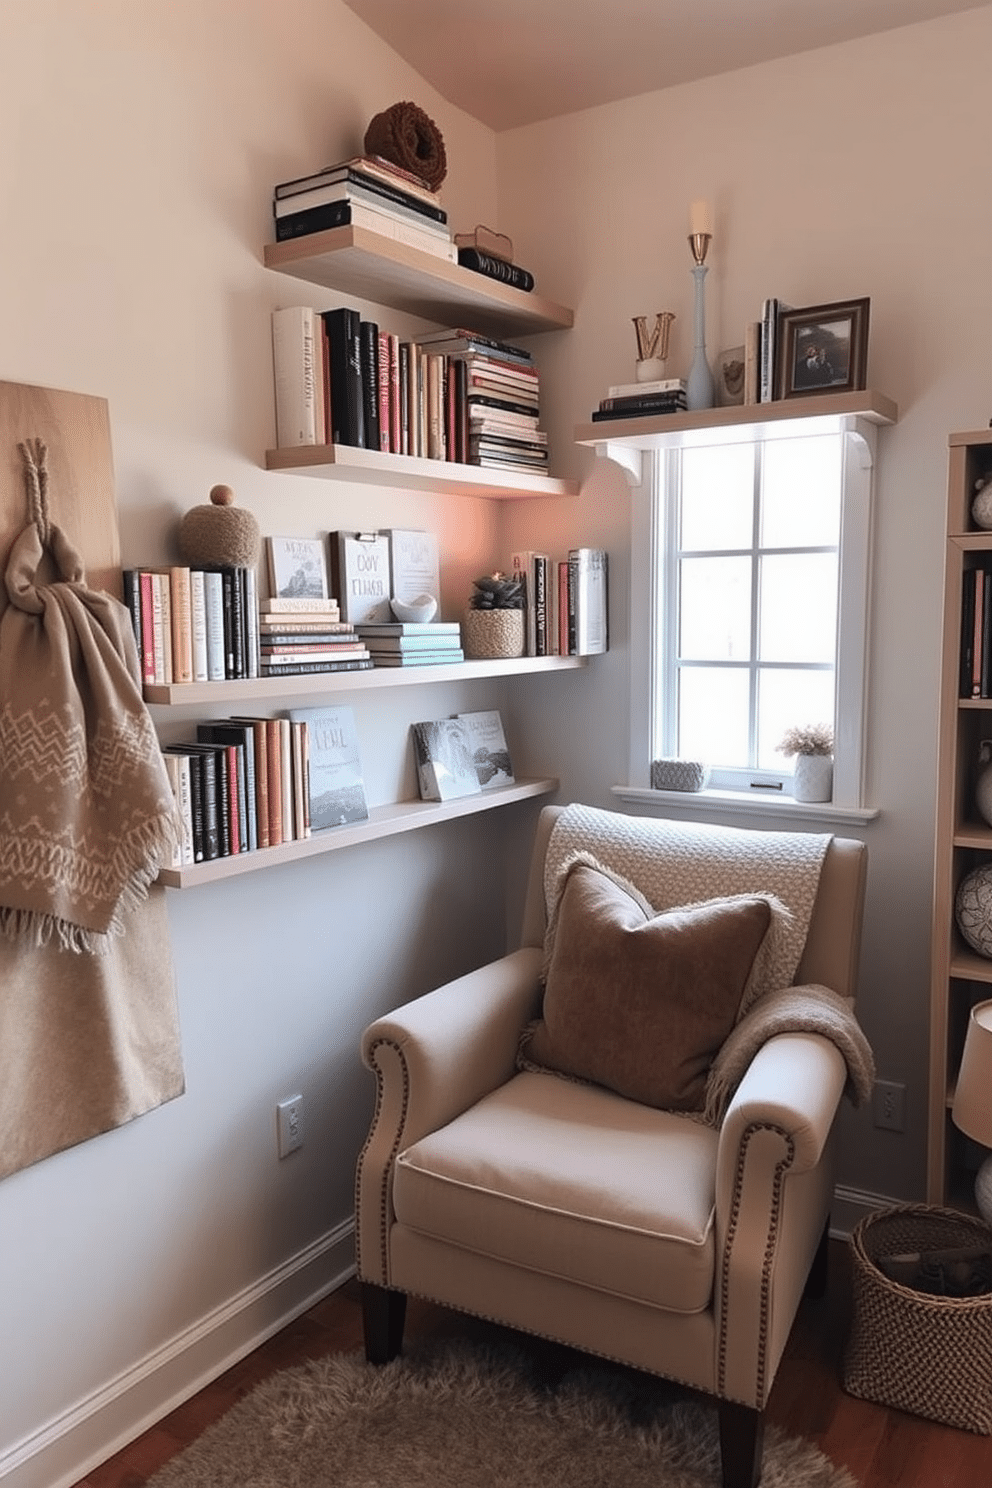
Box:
542;805;874;1122
544;803;832;1013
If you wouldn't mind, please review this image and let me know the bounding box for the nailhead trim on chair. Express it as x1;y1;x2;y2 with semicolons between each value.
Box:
717;1121;794;1405
355;1036;411;1287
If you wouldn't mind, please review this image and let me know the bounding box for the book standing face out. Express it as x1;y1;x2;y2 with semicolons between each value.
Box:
412;719;482;802
457;710;514;789
287;705;369;830
266;535;330;600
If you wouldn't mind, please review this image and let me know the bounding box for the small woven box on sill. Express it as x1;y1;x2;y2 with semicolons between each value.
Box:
650;758;709;793
842;1203;992;1433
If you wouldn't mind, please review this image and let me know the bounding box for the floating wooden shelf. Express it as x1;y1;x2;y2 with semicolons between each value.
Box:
263;226;573;338
575;389;898;453
144;654;586;707
264;441;578;499
158;776;559;887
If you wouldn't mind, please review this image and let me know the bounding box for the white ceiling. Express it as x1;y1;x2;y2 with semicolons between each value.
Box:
342;0;987;131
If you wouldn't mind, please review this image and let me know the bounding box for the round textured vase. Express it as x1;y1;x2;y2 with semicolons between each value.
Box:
463;608;525;660
956;866;992;958
792;753;833;803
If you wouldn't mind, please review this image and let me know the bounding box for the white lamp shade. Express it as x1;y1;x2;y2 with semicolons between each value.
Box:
952;999;992;1148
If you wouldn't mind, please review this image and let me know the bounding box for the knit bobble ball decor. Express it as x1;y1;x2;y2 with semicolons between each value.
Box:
364;101;447;190
177;485;261;570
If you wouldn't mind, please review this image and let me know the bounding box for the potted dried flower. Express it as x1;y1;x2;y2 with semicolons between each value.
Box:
463;572;525;659
777;723;834;803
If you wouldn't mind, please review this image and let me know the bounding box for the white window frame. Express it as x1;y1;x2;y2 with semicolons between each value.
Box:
620;415;880;824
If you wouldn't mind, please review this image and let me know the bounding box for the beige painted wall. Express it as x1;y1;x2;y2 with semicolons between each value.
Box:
1;2;989;1484
495;5;992;1208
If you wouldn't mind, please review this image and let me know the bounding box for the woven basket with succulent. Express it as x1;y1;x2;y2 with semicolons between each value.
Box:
464;573;526;659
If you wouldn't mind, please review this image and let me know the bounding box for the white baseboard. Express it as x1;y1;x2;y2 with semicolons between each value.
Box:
831;1183;906;1238
1;1219;356;1488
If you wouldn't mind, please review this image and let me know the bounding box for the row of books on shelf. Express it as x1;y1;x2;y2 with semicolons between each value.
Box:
272;154;537;292
161;704;515;865
123;565;374;685
512;547;608;657
591;377;688;422
272;308;549;477
959;564;992;698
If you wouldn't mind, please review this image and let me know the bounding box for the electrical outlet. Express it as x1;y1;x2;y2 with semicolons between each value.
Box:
276;1094;304;1157
872;1080;906;1132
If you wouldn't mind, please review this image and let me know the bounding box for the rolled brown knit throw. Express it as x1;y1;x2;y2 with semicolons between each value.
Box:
364;101;447;190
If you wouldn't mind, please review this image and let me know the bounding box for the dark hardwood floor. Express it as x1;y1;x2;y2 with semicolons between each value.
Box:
71;1240;992;1487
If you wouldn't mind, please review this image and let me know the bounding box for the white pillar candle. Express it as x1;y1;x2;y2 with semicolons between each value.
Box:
690;200;712;236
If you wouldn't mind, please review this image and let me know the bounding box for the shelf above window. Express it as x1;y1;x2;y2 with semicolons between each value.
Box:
575;390;898;479
144;653;586;707
263;227;573;338
158;776;559;887
264;441;578;499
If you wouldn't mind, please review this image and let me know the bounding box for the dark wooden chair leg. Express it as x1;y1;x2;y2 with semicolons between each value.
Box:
804;1219;830;1300
718;1400;763;1488
361;1281;407;1364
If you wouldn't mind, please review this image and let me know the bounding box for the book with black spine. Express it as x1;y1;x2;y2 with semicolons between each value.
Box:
321;307;365;448
456;247;534;292
359;320;381;454
274;199;457;261
198;723;255;853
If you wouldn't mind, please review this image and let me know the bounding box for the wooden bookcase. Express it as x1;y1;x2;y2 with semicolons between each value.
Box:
928;427;992;1208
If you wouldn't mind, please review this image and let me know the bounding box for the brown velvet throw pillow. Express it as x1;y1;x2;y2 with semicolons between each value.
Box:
520;862;772;1112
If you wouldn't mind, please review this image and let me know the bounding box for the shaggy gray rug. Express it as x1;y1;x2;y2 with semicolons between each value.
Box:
146;1337;857;1487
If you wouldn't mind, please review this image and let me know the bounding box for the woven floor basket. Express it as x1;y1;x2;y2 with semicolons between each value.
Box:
842;1203;992;1433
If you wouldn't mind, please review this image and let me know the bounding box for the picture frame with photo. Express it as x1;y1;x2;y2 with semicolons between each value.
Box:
775;297;870;400
266;535;329;600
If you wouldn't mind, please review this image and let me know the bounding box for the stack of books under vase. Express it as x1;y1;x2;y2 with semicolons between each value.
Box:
272;153;454;262
590;377;687;423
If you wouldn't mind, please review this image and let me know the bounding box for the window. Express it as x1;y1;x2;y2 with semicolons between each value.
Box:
628;417;877;814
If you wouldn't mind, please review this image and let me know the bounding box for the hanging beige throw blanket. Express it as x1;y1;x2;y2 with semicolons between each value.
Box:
0;439;184;1180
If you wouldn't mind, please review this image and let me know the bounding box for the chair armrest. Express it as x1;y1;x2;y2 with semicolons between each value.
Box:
717;1030;848;1187
714;1032;847;1407
356;947;544;1285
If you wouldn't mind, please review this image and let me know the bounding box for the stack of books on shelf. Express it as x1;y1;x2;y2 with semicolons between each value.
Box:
356;621;464;667
272;153;455;262
123;564;259;685
511;547;609;657
161;704;369;866
264;535;372;676
417;328;548;475
271;309;550;476
591;378;687;423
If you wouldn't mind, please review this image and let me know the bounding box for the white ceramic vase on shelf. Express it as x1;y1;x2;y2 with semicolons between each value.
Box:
792;753;833;803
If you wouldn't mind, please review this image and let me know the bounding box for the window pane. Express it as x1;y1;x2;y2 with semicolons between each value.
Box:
679;555;751;660
680;443;754;550
756;669;834;770
761;435;841;548
759;553;837;663
678;667;750;766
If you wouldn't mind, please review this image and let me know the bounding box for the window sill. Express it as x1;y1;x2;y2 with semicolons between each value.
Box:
612;784;880;827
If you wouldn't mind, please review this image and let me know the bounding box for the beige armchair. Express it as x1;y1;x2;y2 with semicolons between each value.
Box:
357;804;868;1488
